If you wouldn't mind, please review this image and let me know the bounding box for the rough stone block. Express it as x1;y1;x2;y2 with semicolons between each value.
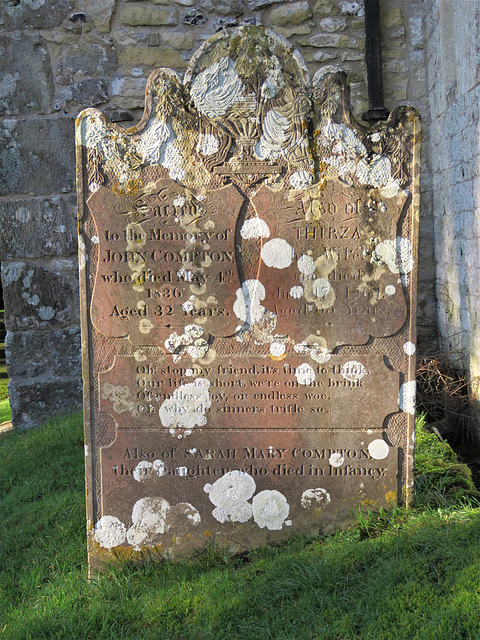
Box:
313;51;338;63
2;259;79;332
341;1;364;16
270;1;312;26
0;194;77;260
55;39;117;79
119;5;178;26
382;8;403;29
318;16;347;32
409;16;424;50
0;116;75;197
85;0;116;32
182;7;208;25
0;34;53;117
62;78;109;107
246;0;282;10
312;0;339;17
119;47;188;69
160;32;194;49
299;33;352;48
0;0;73;29
9;378;83;430
273;24;311;38
110;77;148;110
198;0;244;15
5;326;81;380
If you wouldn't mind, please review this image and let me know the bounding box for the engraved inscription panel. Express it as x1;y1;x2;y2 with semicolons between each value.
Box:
248;180;408;347
99;430;399;554
99;354;399;432
89;179;244;342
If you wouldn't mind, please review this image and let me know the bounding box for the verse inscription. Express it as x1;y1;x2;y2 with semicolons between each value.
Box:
100;354;399;432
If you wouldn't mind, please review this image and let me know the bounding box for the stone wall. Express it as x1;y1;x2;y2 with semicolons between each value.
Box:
0;0;435;428
424;0;480;409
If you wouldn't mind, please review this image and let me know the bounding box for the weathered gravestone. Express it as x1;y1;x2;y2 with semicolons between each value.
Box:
76;27;420;571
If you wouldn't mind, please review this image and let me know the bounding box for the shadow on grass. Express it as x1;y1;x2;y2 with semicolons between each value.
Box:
1;413;480;640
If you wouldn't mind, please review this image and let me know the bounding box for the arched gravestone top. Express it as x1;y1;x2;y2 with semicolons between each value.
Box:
76;27;420;572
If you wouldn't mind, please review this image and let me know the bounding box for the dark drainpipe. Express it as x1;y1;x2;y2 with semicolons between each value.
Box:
362;0;389;122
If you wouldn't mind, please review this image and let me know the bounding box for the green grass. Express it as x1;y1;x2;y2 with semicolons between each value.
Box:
0;373;9;402
0;397;11;423
1;412;480;639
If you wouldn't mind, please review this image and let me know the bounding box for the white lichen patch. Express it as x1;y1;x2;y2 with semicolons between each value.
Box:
133;460;153;482
94;515;126;549
16;207;31;223
139;318;154;334
385;284;396;296
164;324;207;358
290;170;313;190
399;380;416;415
373;237;414;275
312;277;331;299
182;300;194;313
329;452;345;467
78;234;87;270
190;56;244;119
186;340;209;360
290;285;304;298
136;118;185;182
298;254;316;277
320;122;399;196
38;306;55;320
301;488;331;509
295;362;316;386
255;109;291;160
228;502;253;523
293;342;331;364
233;280;266;324
260;56;285;99
84;114;106;150
136;118;171;164
126;497;170;549
322;121;366;158
205;470;256;524
381;181;400;198
163;138;185;182
197;133;220;156
261;238;294;269
21;292;38;306
270;341;286;359
252;490;290;530
403;341;416;356
101;383;131;414
342;361;367;382
133;459;167;482
159;378;211;435
368;439;390;460
240;218;270;240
